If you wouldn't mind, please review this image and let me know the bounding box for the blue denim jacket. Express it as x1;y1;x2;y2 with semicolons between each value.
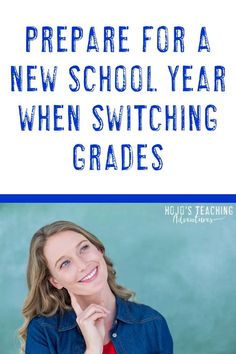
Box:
25;297;173;354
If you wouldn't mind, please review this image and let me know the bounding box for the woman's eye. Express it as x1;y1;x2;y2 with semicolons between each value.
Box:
60;260;70;269
80;244;89;252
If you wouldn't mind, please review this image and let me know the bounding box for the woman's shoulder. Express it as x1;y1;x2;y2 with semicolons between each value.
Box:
25;310;80;352
28;309;77;332
117;297;173;349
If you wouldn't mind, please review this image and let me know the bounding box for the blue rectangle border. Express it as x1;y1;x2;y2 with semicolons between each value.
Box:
0;194;236;203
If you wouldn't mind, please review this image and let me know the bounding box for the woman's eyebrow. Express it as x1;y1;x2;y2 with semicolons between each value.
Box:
54;239;87;268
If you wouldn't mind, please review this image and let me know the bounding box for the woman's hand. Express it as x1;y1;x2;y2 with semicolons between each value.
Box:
68;291;110;354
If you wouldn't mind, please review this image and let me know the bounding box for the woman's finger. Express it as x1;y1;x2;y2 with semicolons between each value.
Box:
77;312;107;326
84;303;110;314
68;290;82;314
77;306;108;322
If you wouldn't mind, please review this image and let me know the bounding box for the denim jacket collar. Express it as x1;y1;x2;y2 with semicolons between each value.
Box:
58;309;77;332
58;296;136;332
115;296;138;324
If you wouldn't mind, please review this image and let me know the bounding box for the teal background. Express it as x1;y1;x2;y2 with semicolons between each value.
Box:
0;203;236;354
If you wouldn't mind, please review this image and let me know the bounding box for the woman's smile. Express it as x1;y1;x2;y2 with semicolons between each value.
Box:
79;266;98;283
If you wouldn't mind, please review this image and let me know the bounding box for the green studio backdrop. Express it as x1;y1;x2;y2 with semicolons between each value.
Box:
0;203;235;354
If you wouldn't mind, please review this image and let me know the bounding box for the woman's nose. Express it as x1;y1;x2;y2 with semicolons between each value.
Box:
75;257;87;272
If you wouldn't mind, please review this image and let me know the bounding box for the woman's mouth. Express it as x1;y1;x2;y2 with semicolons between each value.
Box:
79;267;98;283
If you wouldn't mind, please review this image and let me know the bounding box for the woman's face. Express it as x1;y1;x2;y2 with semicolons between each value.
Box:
43;230;108;297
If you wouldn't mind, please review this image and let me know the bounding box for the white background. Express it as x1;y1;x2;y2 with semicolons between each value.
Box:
0;0;235;194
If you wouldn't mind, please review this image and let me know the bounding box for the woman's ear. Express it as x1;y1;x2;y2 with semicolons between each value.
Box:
49;276;63;290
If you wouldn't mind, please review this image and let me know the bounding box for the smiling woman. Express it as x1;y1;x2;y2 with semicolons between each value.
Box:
19;220;173;354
